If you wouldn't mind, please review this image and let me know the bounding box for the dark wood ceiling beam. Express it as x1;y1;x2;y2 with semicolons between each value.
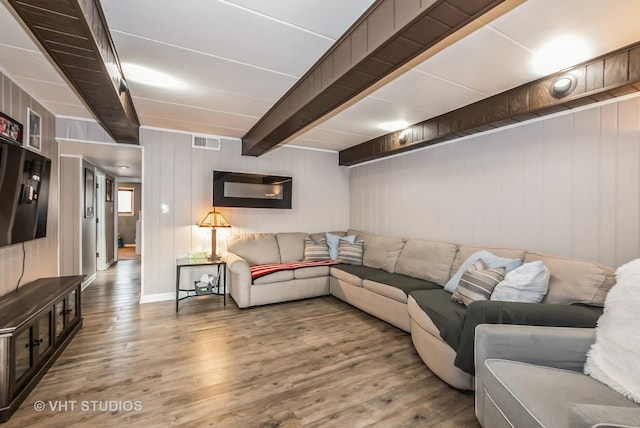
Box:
339;42;640;166
6;0;140;144
241;0;509;157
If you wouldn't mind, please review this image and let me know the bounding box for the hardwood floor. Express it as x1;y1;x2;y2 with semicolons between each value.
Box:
5;261;479;427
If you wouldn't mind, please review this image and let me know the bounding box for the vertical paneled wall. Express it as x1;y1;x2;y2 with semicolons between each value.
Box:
350;95;640;268
0;72;59;297
141;128;350;299
59;156;81;276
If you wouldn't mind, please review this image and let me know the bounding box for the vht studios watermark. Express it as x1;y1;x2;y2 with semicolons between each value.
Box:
33;400;143;413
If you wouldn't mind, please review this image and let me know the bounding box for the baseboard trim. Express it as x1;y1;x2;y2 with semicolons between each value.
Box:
139;292;174;304
81;274;96;290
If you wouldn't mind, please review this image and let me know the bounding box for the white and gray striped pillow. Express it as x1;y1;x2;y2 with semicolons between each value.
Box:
451;259;505;306
337;240;364;265
303;238;331;261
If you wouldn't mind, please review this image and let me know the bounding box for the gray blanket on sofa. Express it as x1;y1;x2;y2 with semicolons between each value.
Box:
411;290;604;375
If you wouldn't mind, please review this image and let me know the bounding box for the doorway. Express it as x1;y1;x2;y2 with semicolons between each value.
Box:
116;180;142;261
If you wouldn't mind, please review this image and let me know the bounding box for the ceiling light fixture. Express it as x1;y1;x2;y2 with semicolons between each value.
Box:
550;74;578;98
379;120;410;132
121;63;186;89
532;35;591;76
118;165;130;169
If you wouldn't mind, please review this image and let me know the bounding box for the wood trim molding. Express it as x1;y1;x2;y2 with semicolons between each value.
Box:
242;0;508;157
6;0;140;144
339;42;640;166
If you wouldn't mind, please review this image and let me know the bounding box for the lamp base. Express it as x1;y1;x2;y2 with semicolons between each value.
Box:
210;228;218;259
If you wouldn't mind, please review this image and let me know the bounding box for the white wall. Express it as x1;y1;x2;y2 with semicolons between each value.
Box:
0;72;59;297
141;128;350;299
350;95;640;268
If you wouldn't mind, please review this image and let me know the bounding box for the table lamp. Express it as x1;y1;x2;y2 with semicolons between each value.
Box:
198;209;230;259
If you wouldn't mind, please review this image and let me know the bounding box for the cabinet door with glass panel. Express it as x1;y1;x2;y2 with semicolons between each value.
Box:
54;288;79;343
13;308;53;393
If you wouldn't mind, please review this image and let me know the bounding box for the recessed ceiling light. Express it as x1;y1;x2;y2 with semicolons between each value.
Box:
118;165;130;169
379;120;410;132
121;63;187;89
532;35;591;76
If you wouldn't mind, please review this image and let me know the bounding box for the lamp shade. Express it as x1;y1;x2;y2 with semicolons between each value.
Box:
198;210;230;228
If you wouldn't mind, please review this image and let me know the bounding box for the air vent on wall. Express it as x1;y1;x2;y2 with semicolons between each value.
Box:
192;134;220;150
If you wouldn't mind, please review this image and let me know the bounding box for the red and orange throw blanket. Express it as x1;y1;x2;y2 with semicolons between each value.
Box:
250;260;339;281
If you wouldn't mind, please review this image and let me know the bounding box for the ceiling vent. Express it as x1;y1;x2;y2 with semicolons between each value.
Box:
192;134;220;150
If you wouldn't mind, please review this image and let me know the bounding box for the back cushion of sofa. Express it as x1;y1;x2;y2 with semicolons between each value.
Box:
363;236;406;273
451;245;526;278
309;231;345;243
276;232;308;263
395;239;458;286
347;229;371;247
226;233;280;266
524;252;613;306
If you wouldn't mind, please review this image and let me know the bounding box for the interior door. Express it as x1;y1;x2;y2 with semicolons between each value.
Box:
95;171;107;270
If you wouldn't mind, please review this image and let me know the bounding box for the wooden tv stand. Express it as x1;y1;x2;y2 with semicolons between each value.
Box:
0;275;84;423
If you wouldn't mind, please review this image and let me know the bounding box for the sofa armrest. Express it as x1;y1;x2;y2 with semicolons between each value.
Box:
570;404;640;428
221;252;251;308
455;301;602;375
475;324;595;425
475;324;595;372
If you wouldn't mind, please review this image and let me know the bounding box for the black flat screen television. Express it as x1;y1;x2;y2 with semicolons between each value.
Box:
0;140;51;247
213;171;292;209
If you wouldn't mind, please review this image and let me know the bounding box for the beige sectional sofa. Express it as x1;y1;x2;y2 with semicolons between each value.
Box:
222;229;614;391
224;232;332;308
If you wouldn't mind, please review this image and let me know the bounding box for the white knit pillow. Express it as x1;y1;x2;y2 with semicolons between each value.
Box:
584;258;640;404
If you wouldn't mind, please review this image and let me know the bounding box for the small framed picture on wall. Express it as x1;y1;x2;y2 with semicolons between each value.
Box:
85;168;94;218
26;108;41;151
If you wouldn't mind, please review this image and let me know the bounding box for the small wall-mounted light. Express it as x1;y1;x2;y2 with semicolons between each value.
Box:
118;77;128;94
398;129;411;145
550;74;578;98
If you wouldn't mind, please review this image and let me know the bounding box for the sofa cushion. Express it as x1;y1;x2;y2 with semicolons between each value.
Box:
276;232;308;263
330;265;367;286
363;280;408;303
363;272;441;303
253;270;294;284
294;266;330;279
409;289;467;349
309;231;345;244
303;238;331;261
226;233;280;265
483;359;637;428
347;228;371;247
363;236;406;273
395;239;458;286
451;259;505;306
451;246;525;279
337;240;364;265
524;252;612;306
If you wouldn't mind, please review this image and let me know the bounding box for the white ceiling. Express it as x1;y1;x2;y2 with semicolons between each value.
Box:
0;0;640;169
58;140;142;179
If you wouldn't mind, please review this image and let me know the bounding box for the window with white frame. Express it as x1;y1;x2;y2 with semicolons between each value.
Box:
118;188;134;215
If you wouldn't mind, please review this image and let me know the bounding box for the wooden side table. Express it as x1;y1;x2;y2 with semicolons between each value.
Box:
175;258;226;312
